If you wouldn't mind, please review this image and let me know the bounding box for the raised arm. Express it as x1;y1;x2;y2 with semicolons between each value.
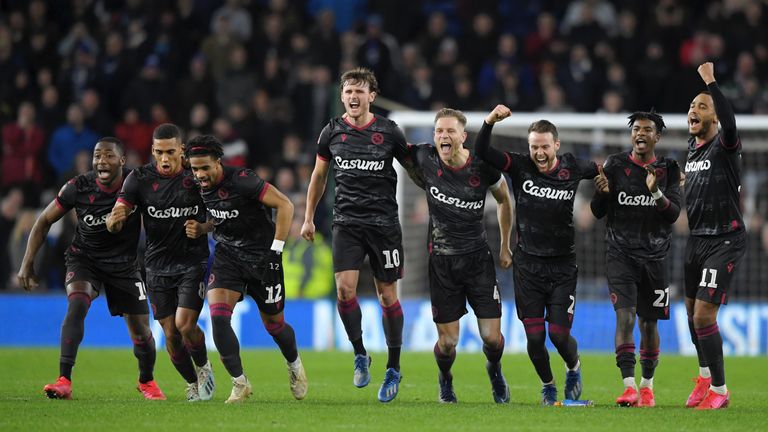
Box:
17;200;68;291
475;105;514;172
698;62;738;150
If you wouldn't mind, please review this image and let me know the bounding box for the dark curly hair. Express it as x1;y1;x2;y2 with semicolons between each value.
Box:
184;134;223;159
627;109;666;134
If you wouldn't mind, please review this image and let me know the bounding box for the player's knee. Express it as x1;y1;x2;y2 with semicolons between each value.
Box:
377;291;398;307
438;334;459;353
262;315;286;336
479;329;502;348
638;318;657;332
548;324;571;346
336;284;356;301
616;309;636;333
175;317;197;337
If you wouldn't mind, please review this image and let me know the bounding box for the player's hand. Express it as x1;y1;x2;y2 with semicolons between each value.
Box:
594;164;609;193
17;265;39;291
107;205;129;232
301;220;315;242
485;104;511;125
499;247;512;269
697;62;716;85
257;250;284;286
679;171;686;189
185;219;206;238
645;166;659;193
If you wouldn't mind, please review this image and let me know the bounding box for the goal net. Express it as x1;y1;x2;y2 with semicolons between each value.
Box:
392;112;768;303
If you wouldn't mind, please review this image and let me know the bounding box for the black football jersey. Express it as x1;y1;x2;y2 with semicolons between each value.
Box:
118;163;209;275
684;84;743;236
592;152;682;260
504;152;598;257
411;143;502;255
56;168;139;264
199;167;275;260
316;115;409;227
474;121;598;257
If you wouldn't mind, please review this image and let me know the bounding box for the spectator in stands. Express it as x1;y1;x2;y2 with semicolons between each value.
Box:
1;102;46;207
47;103;98;179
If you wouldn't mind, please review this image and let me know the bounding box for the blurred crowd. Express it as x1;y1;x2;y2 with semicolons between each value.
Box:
2;0;768;294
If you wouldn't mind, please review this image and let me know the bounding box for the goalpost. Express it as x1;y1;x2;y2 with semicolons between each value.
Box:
391;111;768;302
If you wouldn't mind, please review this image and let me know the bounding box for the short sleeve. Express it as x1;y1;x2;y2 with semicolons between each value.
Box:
55;177;78;211
579;158;599;179
117;171;140;210
316;124;332;161
390;123;409;162
236;170;268;201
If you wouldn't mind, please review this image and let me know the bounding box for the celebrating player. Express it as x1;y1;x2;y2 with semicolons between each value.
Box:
682;62;746;410
476;105;598;405
18;138;165;400
590;111;681;407
301;68;415;402
186;135;307;403
410;108;513;403
107;124;215;402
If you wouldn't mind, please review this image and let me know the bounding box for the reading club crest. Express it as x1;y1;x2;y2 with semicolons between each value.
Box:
469;175;481;187
557;169;571;180
218;188;229;199
371;132;384;145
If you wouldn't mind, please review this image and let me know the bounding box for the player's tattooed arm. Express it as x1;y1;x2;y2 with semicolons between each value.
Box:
475;105;513;172
18;199;68;291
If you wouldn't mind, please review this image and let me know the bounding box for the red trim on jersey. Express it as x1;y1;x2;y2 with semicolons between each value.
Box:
116;197;135;210
628;153;656;167
443;154;472;172
54;197;67;211
96;175;123;193
259;182;271;201
545;158;561;175
719;135;740;150
317;154;329;162
343;114;377;131
152;162;183;179
503;153;512;172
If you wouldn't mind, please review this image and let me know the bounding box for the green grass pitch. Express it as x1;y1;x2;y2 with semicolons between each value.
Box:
1;349;765;431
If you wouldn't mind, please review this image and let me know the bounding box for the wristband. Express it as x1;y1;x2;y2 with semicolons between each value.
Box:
271;239;285;252
651;189;663;200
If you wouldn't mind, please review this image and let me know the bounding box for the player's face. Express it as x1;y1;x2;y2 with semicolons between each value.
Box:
433;116;467;161
528;131;560;173
688;93;718;138
630;119;659;157
152;138;184;176
189;155;222;190
340;80;375;119
92;142;125;186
